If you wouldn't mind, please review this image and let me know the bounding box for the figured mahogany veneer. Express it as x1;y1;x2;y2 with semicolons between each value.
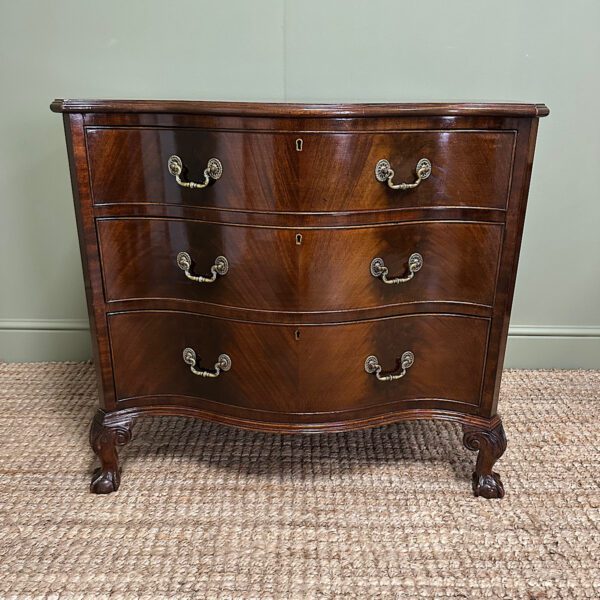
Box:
98;218;502;311
87;128;515;211
52;99;548;497
109;311;489;412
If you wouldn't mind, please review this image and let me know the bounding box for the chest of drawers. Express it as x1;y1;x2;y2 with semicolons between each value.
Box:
51;100;548;498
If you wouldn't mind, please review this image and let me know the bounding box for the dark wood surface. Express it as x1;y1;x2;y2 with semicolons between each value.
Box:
463;421;507;499
109;311;489;412
87;128;515;211
98;218;502;311
54;100;548;495
51;98;550;117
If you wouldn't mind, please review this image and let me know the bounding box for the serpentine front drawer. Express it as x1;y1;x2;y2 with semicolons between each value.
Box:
108;311;490;414
97;218;503;312
86;128;515;212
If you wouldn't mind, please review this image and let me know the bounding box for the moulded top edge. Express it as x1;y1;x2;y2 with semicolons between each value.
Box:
50;99;550;118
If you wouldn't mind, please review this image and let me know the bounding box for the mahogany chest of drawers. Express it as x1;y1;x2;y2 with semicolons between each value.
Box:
51;99;548;498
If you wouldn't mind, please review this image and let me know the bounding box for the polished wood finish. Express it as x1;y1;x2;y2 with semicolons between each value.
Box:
109;311;489;412
98;218;502;311
51;98;550;117
52;99;548;497
462;421;507;499
87;128;515;211
89;409;135;494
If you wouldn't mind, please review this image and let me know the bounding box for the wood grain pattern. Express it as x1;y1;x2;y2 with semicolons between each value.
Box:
81;113;527;134
98;218;503;311
52;100;548;495
480;118;539;416
87;128;515;211
62;114;116;408
108;311;490;413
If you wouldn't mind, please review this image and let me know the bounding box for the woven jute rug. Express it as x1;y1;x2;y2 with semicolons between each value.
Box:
0;363;598;599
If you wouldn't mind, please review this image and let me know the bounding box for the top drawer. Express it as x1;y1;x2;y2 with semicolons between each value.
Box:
87;128;515;212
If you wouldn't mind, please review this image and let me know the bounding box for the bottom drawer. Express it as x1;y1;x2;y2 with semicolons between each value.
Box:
109;311;489;419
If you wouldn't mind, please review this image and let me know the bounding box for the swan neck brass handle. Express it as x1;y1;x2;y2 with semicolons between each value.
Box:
365;352;414;382
177;252;228;283
375;158;431;190
168;155;223;189
371;253;423;284
183;348;231;378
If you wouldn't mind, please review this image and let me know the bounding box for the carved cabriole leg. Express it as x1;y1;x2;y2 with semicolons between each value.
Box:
462;420;507;499
89;410;135;494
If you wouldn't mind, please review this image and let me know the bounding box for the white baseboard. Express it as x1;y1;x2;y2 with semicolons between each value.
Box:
0;319;599;368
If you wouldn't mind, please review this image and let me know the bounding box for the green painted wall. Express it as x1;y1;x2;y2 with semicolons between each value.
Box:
1;0;598;367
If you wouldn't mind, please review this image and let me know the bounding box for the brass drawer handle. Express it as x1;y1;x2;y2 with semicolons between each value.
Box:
371;253;423;284
168;155;223;189
365;352;414;382
375;158;431;190
177;252;229;283
183;348;231;378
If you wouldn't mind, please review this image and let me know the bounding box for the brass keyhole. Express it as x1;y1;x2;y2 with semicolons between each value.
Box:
296;138;303;151
295;233;303;245
294;329;301;341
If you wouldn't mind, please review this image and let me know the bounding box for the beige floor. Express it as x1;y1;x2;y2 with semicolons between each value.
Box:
0;363;599;599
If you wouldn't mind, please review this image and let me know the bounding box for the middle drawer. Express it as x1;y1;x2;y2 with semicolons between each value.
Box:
98;218;502;312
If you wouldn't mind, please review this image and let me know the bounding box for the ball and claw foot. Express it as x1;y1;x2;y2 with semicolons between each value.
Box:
463;420;507;499
90;467;121;494
89;410;134;494
472;472;505;499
